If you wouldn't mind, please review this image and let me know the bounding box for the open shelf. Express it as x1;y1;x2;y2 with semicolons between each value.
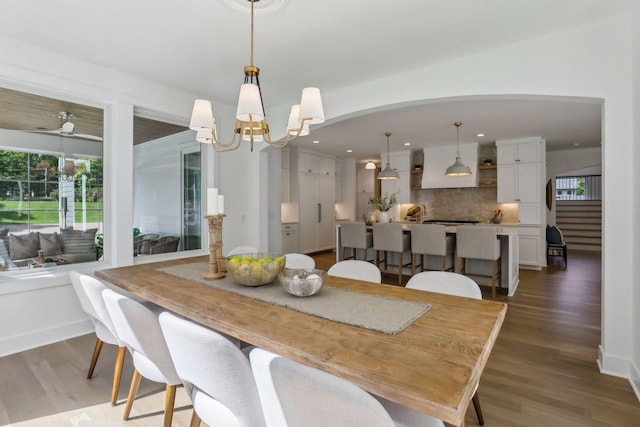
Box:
478;164;497;170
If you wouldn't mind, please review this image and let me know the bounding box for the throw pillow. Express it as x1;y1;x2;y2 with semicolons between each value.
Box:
39;232;63;256
546;225;563;244
9;232;39;260
59;228;98;254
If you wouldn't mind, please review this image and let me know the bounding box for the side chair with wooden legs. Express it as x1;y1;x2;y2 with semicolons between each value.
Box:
103;289;180;427
69;271;127;406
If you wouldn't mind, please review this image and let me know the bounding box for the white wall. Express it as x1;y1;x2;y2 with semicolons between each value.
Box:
630;1;640;399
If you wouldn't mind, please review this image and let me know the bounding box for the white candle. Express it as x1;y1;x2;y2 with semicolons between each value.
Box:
217;195;225;214
207;188;218;215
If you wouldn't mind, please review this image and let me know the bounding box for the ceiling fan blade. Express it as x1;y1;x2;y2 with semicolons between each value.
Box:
20;128;62;135
72;133;103;141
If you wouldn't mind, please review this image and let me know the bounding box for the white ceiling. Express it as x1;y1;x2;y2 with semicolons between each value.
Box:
0;0;626;161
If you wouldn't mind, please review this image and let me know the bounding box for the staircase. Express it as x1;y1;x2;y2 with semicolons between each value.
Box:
555;200;601;251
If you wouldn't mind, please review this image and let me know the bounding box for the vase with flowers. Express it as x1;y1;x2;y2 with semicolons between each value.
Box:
368;191;399;223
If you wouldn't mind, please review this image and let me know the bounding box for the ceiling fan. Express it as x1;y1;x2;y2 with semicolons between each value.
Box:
25;111;103;141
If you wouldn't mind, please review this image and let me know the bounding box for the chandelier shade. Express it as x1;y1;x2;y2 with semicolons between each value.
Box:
236;83;265;121
190;100;215;130
189;0;324;152
287;105;310;136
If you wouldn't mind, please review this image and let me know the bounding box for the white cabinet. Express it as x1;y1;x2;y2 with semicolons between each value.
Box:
298;151;318;174
281;223;298;253
357;168;375;193
497;140;540;164
498;225;541;267
293;149;336;254
497;138;544;225
318;156;336;176
497;137;545;268
515;226;541;266
497;163;539;203
335;160;343;202
298;174;335;253
298;151;335;176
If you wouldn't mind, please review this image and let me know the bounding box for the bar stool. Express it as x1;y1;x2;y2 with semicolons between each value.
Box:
372;223;411;285
456;225;501;298
410;224;455;275
340;221;373;262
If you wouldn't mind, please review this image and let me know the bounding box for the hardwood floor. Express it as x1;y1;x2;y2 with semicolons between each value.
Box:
1;251;638;426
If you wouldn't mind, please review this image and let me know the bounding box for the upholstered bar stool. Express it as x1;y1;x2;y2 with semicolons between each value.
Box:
456;225;501;298
410;224;455;275
372;223;411;285
340;221;373;262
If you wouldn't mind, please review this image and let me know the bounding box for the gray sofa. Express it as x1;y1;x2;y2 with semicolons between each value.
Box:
0;228;98;270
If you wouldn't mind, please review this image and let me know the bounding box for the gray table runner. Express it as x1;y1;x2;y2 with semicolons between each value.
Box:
158;262;430;335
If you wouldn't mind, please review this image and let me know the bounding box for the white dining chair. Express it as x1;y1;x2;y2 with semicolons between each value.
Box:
227;245;258;256
283;253;315;269
328;260;381;283
69;271;126;406
159;312;266;427
250;348;444;427
406;271;485;425
102;289;180;427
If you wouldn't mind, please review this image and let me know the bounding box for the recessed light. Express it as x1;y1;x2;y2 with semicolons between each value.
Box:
573;142;581;146
313;140;319;144
477;133;485;137
347;149;353;153
404;142;411;146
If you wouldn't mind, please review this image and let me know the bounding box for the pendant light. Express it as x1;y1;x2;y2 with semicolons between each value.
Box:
444;121;472;176
378;132;399;180
365;161;376;170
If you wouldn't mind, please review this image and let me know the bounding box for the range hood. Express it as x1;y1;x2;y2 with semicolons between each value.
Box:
421;143;479;189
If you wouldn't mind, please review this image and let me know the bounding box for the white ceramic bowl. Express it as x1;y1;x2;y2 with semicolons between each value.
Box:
279;268;326;297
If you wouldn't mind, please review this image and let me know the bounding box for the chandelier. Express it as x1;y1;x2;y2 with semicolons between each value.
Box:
189;0;325;152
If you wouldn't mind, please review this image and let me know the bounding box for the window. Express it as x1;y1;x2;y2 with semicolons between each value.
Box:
555;175;601;201
0;148;103;270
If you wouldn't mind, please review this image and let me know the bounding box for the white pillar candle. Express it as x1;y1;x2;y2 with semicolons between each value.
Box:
217;195;225;214
207;188;218;215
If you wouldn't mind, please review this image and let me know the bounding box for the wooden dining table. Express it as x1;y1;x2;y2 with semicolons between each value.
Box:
95;255;507;427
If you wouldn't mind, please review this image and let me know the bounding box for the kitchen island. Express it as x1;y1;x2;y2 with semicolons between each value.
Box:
336;222;520;296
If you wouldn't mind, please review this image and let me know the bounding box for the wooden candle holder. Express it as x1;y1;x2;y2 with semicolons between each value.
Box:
204;214;226;279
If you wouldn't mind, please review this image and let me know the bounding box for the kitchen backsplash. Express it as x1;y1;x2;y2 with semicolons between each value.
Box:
413;187;518;223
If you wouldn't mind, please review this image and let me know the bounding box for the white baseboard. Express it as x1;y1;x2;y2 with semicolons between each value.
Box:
0;318;93;358
631;359;640;403
597;345;630;378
